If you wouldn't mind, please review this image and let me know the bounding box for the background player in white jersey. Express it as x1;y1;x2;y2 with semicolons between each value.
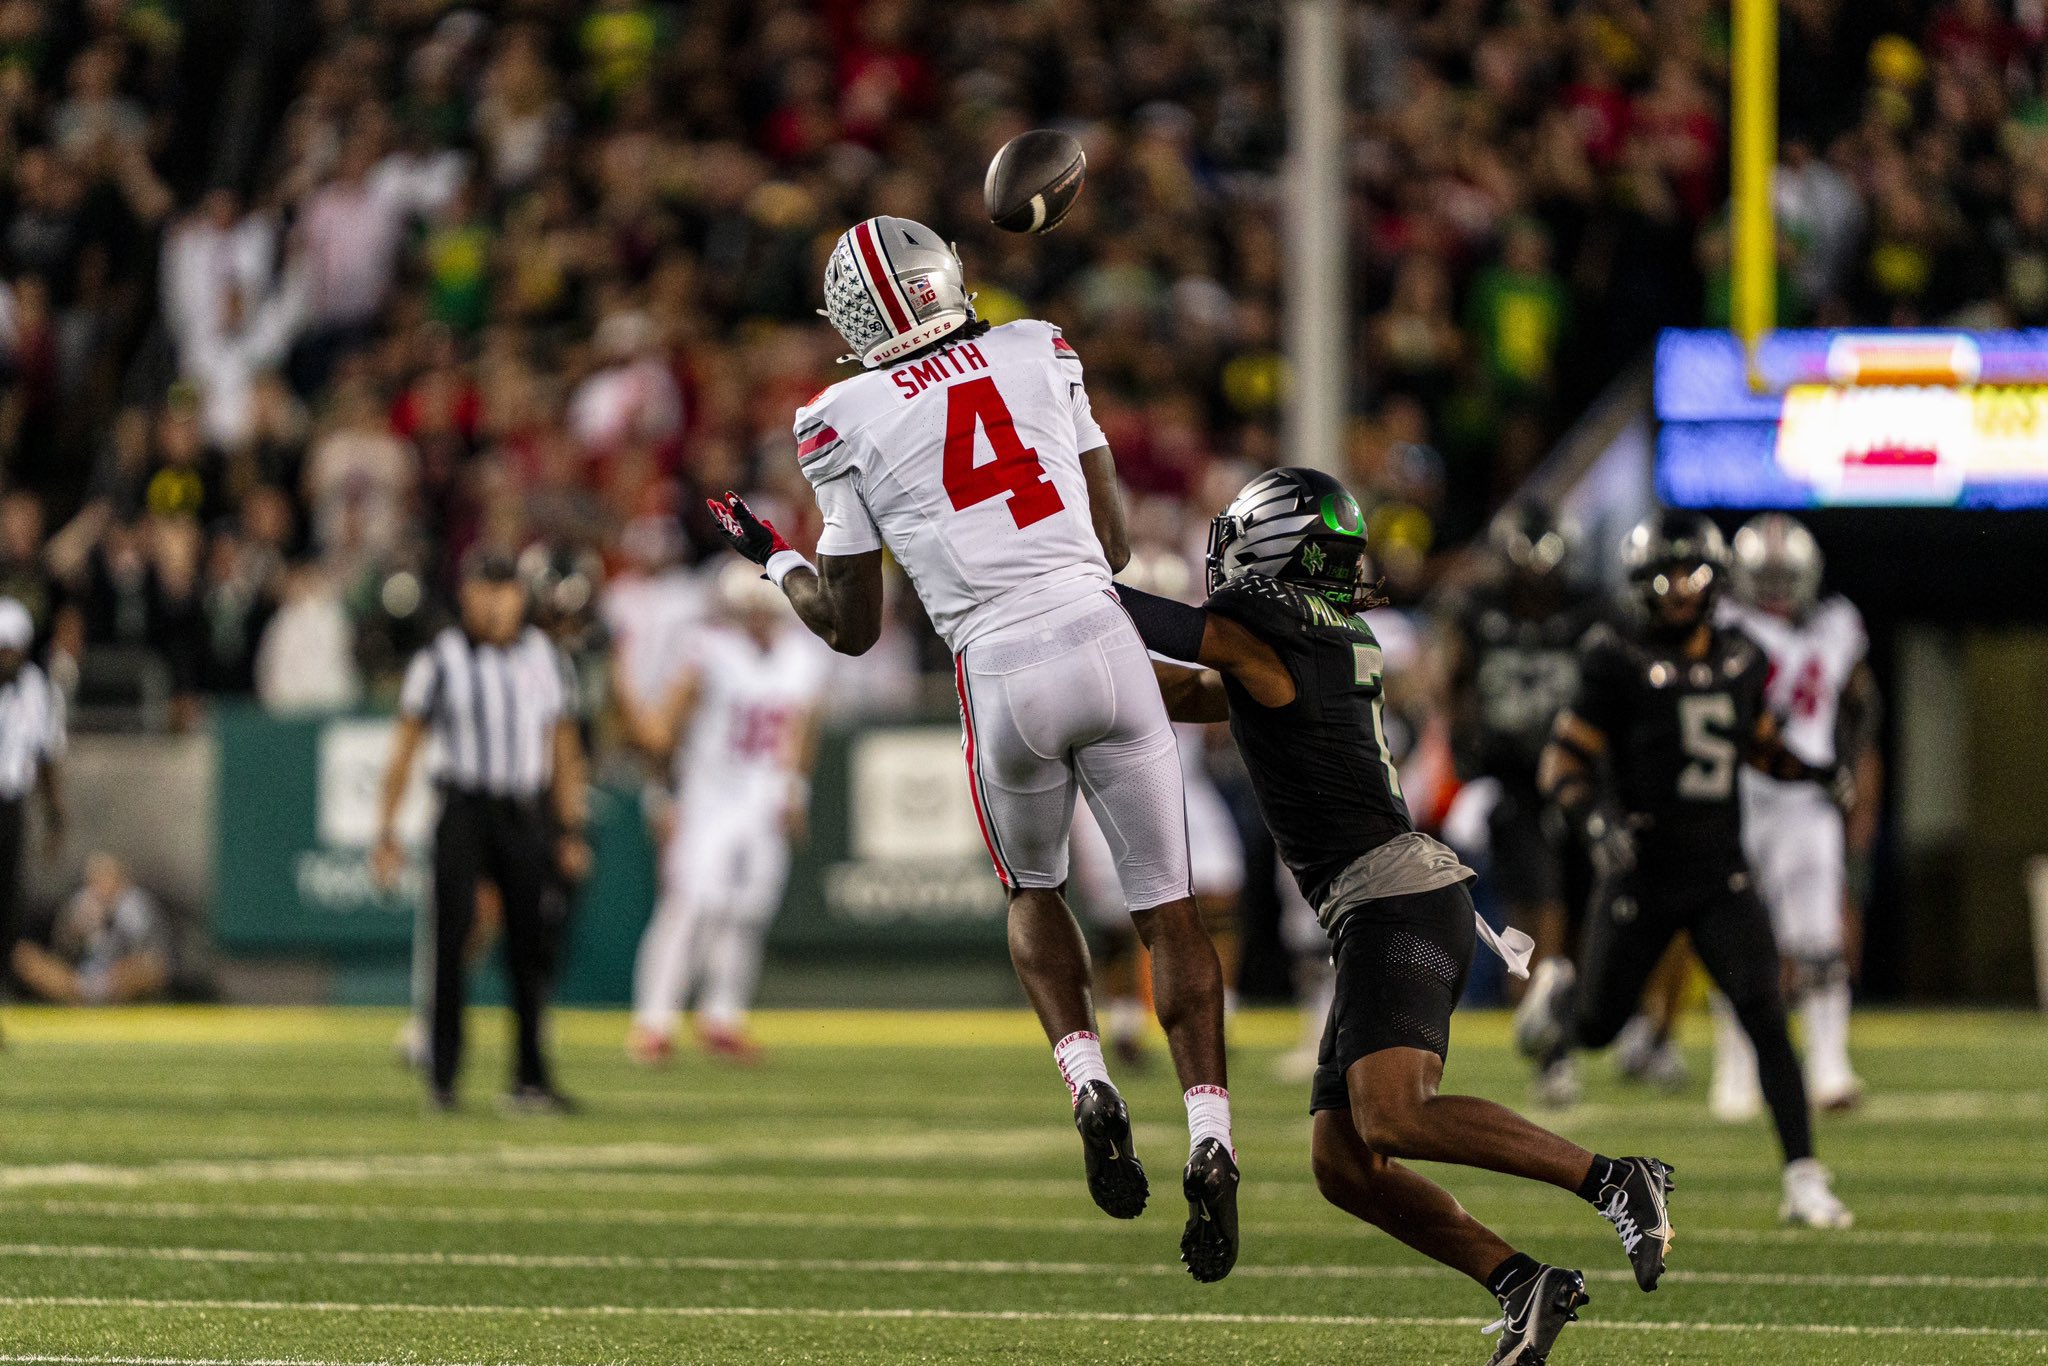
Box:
707;215;1239;1283
618;560;829;1065
1713;514;1881;1117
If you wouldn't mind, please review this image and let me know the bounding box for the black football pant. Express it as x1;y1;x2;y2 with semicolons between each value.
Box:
429;790;554;1095
1564;860;1813;1164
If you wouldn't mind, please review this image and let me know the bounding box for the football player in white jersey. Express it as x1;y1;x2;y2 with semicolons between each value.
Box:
1069;544;1246;1071
618;560;831;1065
706;215;1239;1282
1713;514;1881;1116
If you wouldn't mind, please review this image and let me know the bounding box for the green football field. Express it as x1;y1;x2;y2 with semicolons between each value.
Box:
0;1006;2043;1365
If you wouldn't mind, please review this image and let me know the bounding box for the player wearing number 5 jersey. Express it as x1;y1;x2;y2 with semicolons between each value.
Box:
707;215;1239;1283
1523;511;1855;1230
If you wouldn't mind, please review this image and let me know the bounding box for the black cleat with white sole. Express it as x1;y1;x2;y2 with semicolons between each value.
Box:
1073;1079;1148;1219
1592;1156;1676;1290
1179;1137;1240;1283
1484;1264;1588;1365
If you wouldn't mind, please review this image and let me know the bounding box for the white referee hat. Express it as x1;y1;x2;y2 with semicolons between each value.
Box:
0;598;32;650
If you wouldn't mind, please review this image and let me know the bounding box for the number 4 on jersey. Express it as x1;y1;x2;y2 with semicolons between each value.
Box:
942;377;1065;529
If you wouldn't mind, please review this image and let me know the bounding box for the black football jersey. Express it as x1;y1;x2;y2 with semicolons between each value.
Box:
1570;620;1770;868
1452;583;1604;783
1206;576;1414;907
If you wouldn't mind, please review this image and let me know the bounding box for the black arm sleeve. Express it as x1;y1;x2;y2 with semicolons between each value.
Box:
1113;584;1207;663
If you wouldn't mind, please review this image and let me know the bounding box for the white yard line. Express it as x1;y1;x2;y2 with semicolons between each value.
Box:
2;1241;2045;1293
2;1295;2045;1341
14;1197;2048;1251
10;1158;2048;1220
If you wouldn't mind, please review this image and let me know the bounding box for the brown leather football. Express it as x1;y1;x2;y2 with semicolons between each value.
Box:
984;129;1087;234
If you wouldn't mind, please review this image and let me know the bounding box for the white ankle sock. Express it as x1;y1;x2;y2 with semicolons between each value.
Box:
1185;1084;1233;1157
1053;1030;1111;1103
1801;976;1855;1093
1710;992;1760;1100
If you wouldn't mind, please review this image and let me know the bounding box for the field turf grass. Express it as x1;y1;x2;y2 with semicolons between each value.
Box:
0;1006;2044;1365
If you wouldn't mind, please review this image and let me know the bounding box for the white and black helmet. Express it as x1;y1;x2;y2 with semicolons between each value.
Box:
822;215;975;368
1620;509;1730;634
1731;512;1823;617
1205;467;1372;607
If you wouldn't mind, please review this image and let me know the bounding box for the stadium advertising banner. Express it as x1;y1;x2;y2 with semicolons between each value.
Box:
213;709;1006;998
214;709;427;951
776;724;1008;951
1655;329;2048;509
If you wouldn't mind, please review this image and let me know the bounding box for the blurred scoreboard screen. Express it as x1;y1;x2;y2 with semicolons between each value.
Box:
1655;329;2048;509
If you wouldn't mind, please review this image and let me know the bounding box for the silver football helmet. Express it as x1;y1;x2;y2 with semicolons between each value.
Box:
1731;512;1823;616
1205;467;1372;607
822;216;974;368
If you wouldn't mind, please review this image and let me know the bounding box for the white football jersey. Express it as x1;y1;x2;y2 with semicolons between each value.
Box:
1719;594;1867;765
794;318;1113;652
674;625;831;808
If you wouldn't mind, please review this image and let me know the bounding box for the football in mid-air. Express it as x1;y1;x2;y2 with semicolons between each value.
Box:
984;129;1087;234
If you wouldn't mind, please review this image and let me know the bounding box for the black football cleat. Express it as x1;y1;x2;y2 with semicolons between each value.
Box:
1179;1137;1240;1283
502;1084;581;1116
1073;1080;1148;1219
1591;1156;1676;1290
1484;1264;1588;1365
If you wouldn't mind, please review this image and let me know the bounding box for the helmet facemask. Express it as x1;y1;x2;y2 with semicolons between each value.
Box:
1206;469;1378;609
1632;558;1719;636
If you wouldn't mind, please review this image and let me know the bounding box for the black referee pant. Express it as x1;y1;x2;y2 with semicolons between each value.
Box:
429;788;555;1095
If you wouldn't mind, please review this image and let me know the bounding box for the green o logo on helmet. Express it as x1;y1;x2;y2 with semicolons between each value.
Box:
1320;492;1366;537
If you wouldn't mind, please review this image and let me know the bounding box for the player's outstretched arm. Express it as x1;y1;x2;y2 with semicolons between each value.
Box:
1080;446;1130;573
707;492;884;655
781;553;884;655
1115;584;1295;707
1152;660;1228;724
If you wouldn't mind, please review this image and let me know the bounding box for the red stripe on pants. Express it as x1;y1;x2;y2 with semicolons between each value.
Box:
954;656;1011;887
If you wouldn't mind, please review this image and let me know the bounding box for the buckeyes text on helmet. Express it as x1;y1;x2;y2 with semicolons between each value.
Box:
822;216;975;368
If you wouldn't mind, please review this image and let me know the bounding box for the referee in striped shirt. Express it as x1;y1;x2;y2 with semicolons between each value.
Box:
372;552;589;1112
0;597;65;996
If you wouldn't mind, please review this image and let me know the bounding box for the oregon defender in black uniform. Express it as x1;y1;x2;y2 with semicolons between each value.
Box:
1119;469;1675;1365
1524;511;1853;1229
1444;503;1601;969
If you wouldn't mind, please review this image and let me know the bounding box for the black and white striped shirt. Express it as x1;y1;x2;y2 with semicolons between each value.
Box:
399;627;576;798
0;662;63;802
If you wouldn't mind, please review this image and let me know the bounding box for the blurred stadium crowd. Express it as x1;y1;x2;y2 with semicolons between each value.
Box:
0;0;2038;731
